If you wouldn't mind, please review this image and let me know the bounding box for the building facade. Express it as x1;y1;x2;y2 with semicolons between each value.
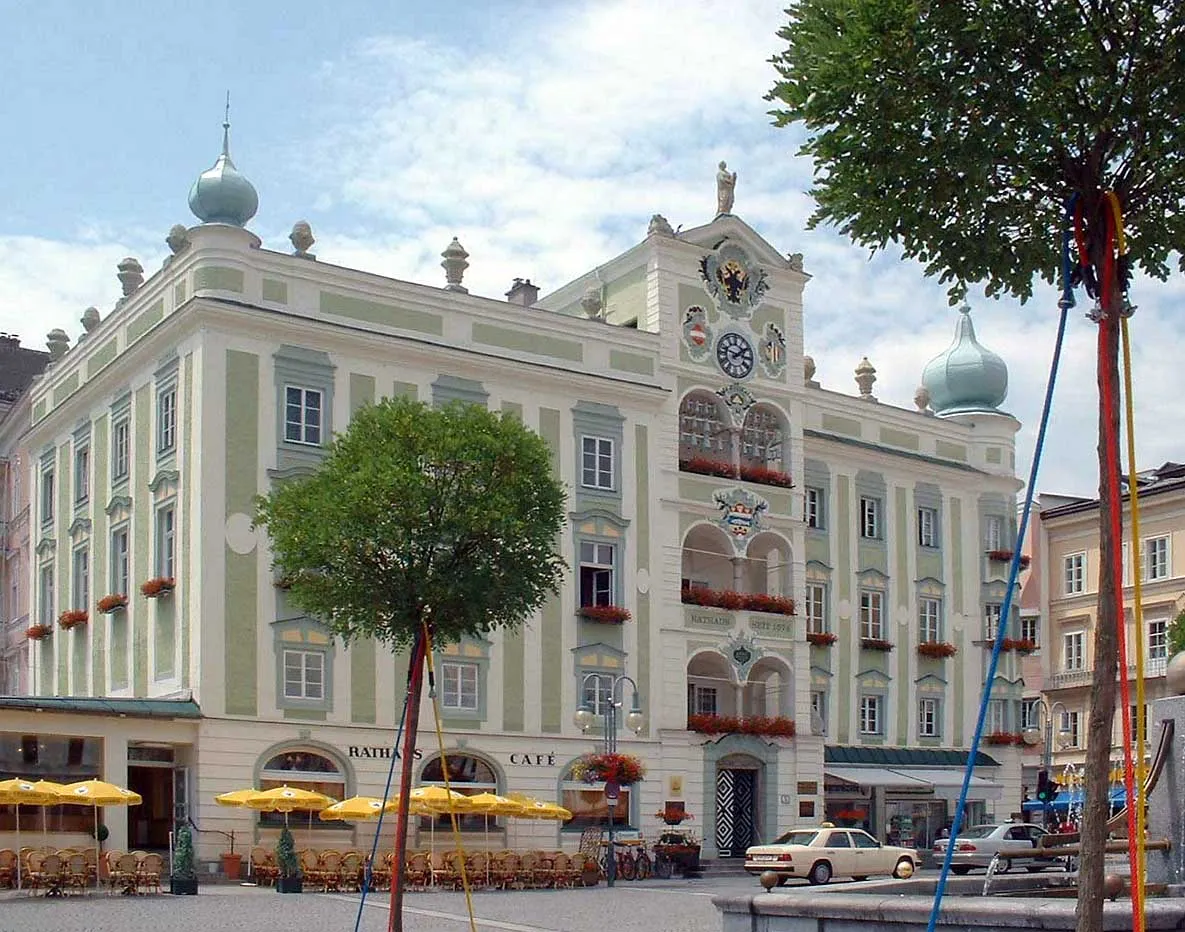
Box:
0;130;1024;866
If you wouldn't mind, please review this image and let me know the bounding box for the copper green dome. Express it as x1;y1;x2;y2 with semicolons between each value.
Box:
188;121;258;227
921;304;1008;415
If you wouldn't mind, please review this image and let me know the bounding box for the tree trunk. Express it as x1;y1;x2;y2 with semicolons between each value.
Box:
1077;298;1122;932
388;628;428;932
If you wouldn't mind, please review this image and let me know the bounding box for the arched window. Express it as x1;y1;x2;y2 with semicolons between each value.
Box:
419;753;499;832
560;761;634;831
741;406;784;470
679;393;728;462
259;748;345;826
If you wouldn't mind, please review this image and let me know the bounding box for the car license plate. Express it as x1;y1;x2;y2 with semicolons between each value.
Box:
756;855;777;862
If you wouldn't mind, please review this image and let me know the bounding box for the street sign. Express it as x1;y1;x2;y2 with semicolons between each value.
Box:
605;781;620;806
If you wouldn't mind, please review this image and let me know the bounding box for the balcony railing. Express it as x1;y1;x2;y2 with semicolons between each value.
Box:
1049;658;1168;690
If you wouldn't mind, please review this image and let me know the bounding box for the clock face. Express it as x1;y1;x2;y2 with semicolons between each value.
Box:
716;331;755;380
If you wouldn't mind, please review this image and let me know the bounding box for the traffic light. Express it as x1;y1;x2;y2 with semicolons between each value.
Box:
1035;770;1061;803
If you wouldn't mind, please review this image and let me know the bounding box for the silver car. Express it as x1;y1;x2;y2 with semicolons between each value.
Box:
932;822;1052;873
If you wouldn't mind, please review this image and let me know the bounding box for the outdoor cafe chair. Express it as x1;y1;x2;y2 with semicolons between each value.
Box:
65;853;89;894
0;848;15;888
298;848;322;891
490;851;520;890
551;852;579;889
464;851;488;890
249;846;277;885
138;853;163;895
36;852;66;896
319;850;343;892
111;853;140;895
405;852;431;891
339;851;363;891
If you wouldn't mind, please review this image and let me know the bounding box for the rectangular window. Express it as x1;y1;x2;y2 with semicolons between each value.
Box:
805;487;824;529
155;506;176;579
1060;710;1081;747
810;690;826;732
579;541;615;607
859;590;883;639
859;496;881;539
581;436;614;491
112;418;130;482
157;386;177;453
984;603;1002;640
39;565;54;626
1064;553;1085;594
1021;698;1040;731
917;507;938;548
1021;614;1040;647
919;597;942;643
1130;704;1148;743
985;515;1004;551
987;699;1006;733
283;649;324;700
1143;536;1170;581
688;684;718;716
581;675;613;716
805;583;828;634
441;662;479;711
1063;631;1085;671
72;548;89;611
859;695;882;735
40;469;54;526
284;386;323;446
111;527;130;595
918;698;940;738
74;445;89;505
1149;618;1168;660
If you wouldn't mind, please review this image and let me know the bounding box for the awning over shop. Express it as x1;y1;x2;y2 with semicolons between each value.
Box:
1021;788;1126;812
824;766;932;790
824;766;1002;800
901;767;1003;801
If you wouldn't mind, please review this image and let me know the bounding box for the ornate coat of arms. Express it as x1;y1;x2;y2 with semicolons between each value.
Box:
699;241;769;320
715;382;756;427
714;487;769;548
681;305;714;360
759;322;787;378
723;632;764;681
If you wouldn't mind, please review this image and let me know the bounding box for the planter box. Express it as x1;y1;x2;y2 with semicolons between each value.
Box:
169;876;198;895
276;875;303;894
221;852;243;880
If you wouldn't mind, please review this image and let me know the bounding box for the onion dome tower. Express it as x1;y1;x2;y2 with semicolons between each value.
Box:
188;105;258;227
921;304;1009;416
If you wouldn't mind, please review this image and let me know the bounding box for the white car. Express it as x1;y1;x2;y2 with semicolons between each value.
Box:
744;825;921;885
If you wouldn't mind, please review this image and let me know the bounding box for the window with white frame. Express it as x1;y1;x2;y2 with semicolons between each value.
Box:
441;661;479;711
111;527;129;595
284;386;323;446
859;496;881;539
859;695;882;735
112;417;130;482
155;505;176;579
1143;536;1170;581
1063;631;1085;671
71;547;89;611
740;407;783;469
678;394;727;458
157;385;177;453
1064;553;1085;594
810;690;827;731
987;699;1006;733
984;603;1003;640
806;583;828;633
1130;704;1148;742
1149;618;1168;659
805;487;824;529
1060;709;1081;746
283;649;325;700
859;589;884;639
919;597;942;643
581;436;614;490
918;698;940;737
687;683;718;716
581;674;614;716
1021;698;1040;731
579;541;615;607
985;515;1004;551
38;564;54;625
73;445;89;505
40;467;54;526
1021;614;1040;647
917;507;938;548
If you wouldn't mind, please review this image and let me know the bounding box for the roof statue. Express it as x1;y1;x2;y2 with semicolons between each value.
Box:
716;161;736;216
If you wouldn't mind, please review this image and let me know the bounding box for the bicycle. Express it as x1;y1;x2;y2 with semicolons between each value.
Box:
599;839;650;881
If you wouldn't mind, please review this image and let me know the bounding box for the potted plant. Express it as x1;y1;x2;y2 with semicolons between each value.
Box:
806;630;838;646
655;804;693;826
917;641;958;659
572;752;646;786
25;623;52;640
58;609;89;630
220;832;242;881
169;824;198;895
97;593;129;614
577;604;632;624
275;826;302;893
141;576;176;598
860;637;894;652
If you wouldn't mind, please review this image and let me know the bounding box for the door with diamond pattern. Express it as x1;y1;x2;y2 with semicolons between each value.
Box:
715;768;757;857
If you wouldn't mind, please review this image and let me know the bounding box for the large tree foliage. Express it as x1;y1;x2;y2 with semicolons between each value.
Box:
770;0;1184;302
255;397;566;650
770;4;1183;929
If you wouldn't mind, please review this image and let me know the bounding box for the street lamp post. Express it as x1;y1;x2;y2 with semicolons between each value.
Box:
574;673;645;888
1022;698;1070;828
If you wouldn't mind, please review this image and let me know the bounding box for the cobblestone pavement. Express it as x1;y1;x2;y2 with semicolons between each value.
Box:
0;875;755;932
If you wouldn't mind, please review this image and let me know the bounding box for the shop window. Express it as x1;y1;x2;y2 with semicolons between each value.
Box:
560;759;633;831
418;754;499;832
0;733;102;832
258;749;346;826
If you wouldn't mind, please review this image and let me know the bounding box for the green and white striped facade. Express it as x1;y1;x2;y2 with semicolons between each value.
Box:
14;212;1024;864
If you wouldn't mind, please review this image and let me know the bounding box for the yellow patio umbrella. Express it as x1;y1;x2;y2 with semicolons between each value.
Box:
0;779;59;889
464;793;527;884
410;786;476;873
242;785;336;848
61;780;142;892
318;795;429;821
214;788;260;807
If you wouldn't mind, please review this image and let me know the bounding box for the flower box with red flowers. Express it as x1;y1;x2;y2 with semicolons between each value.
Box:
917;641;957;659
738;464;794;488
97;594;129;614
678;457;738;480
986;549;1032;569
860;638;894;652
1001;637;1037;654
25;624;52;640
806;631;838;647
680;586;795;616
140;577;176;598
984;732;1024;746
655;806;694;826
577;605;632;624
58;610;89;630
571;752;646;786
686;713;796;738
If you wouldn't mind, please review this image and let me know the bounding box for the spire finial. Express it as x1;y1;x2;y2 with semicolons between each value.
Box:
222;91;231;156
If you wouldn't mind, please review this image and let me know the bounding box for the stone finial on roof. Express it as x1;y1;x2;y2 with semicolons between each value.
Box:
647;214;675;237
580;285;604;320
117;258;144;298
914;385;933;414
166;224;191;256
787;253;804;272
78;307;101;342
290;221;316;259
855;356;877;401
46;329;70;362
804;355;819;388
441;237;469;292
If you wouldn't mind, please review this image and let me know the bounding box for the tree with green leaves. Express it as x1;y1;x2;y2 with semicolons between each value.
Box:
254;396;566;929
769;3;1184;928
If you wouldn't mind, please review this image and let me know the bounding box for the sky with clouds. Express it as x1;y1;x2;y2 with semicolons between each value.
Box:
0;0;1180;498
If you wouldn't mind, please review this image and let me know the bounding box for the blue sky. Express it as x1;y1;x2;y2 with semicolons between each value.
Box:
1;0;1181;497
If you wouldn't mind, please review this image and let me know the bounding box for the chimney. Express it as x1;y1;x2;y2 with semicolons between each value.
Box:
0;333;19;353
505;277;540;307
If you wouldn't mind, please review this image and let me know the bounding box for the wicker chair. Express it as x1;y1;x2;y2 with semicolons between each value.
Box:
101;851;123;893
464;851;488;890
298;849;322;891
405;852;431;891
339;851;363;892
112;853;140;895
65;853;89;894
36;852;65;896
319;850;343;892
517;850;541;889
0;848;15;889
138;853;163;894
249;846;277;886
551;852;579;889
366;852;391;892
